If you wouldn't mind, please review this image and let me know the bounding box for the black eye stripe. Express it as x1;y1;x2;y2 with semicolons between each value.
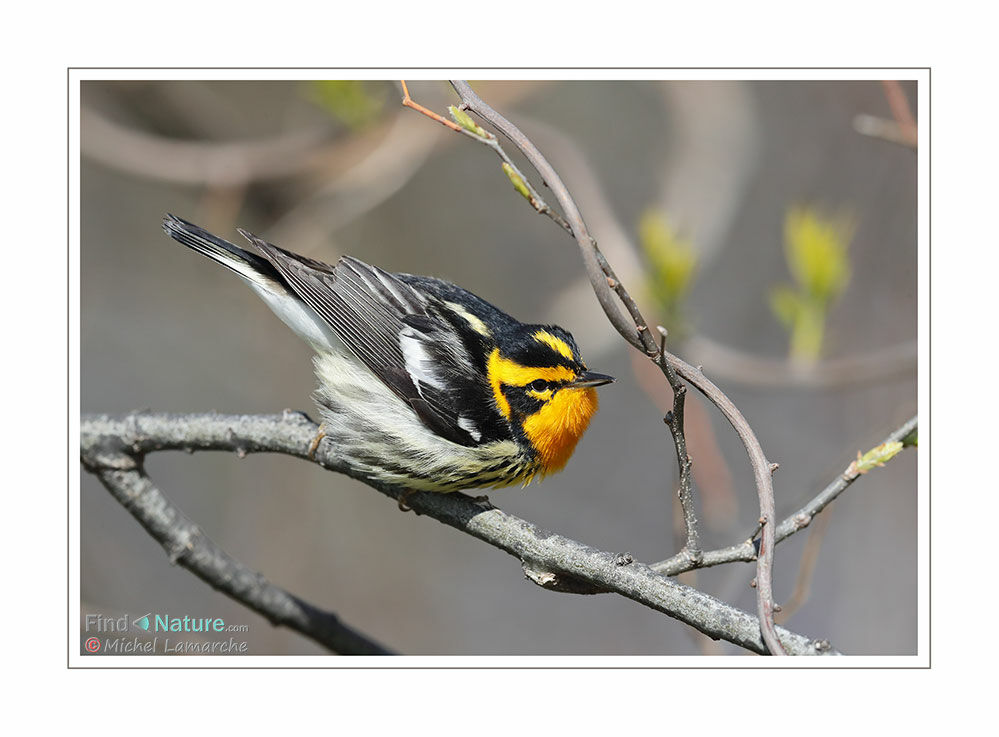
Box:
515;356;579;369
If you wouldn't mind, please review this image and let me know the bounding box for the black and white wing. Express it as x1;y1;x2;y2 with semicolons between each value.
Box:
237;230;492;446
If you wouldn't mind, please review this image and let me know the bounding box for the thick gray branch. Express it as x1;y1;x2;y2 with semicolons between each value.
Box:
81;411;838;656
80;413;393;655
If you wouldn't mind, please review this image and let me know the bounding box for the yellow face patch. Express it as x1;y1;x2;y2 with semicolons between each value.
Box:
532;330;575;360
487;348;578;420
488;349;512;420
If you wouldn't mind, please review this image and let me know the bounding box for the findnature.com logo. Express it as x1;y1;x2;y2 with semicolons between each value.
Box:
82;612;250;655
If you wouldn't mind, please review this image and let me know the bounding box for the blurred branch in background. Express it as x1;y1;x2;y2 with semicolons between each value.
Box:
81;105;331;188
532;113;917;388
653;81;761;270
776;505;834;625
264;110;439;252
853;80;918;148
267;81;549;253
82;81;548;255
682;334;917;388
80;411;836;656
81;83;431;244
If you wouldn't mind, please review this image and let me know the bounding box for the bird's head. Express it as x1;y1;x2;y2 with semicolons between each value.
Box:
487;325;614;474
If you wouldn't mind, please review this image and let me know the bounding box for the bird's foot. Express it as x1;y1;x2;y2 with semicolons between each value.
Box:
307;423;328;460
398;488;420;513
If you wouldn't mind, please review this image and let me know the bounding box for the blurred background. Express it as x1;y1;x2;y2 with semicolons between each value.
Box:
80;79;918;656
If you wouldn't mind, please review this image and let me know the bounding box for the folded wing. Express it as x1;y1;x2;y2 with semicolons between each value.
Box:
238;230;491;447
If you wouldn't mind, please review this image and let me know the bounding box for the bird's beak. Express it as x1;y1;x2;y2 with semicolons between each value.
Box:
569;371;615;388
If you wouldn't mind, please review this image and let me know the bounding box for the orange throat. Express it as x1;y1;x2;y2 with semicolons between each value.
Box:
522;386;599;474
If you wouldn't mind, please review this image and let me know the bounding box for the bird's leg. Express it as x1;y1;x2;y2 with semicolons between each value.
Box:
307;422;328;460
397;488;420;513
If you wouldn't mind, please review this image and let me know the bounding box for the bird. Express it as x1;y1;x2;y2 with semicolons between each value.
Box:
162;214;614;498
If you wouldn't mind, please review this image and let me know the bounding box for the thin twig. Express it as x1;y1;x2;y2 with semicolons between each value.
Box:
401;81;574;235
444;80;786;655
446;81;645;352
80;412;838;656
400;80;464;133
652;415;918;575
658;327;700;563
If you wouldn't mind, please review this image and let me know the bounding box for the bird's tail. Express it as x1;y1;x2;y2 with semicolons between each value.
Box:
162;213;281;286
161;214;343;352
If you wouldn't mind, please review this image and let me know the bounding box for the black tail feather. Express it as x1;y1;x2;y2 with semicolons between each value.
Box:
162;214;281;282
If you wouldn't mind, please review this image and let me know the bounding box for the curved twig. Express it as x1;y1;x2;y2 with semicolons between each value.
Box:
447;81;643;352
445;80;785;655
80;412;838;656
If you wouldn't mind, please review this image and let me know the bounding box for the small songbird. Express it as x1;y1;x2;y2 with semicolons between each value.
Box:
162;215;614;493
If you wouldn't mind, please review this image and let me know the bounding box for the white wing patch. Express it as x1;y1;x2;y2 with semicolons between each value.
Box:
399;327;445;397
458;415;482;441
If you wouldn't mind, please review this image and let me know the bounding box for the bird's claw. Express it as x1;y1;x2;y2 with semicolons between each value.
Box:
307;423;328;460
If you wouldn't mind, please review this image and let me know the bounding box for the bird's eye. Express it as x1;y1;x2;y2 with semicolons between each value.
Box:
529;379;549;392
